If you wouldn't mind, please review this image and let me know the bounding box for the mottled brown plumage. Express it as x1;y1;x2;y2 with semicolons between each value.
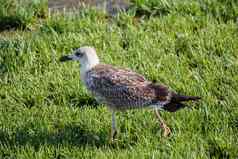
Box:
60;46;201;141
85;64;168;110
84;64;201;112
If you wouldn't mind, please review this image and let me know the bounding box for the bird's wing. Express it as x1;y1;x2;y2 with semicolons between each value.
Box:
85;64;170;109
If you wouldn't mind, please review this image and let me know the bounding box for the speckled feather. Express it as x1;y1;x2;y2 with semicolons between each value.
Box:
60;47;200;112
84;64;171;110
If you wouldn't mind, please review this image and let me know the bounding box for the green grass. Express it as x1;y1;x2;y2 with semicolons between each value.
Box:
131;0;238;22
0;0;47;30
0;0;238;158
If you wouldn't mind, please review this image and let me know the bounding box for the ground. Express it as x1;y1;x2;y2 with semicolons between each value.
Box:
0;0;238;158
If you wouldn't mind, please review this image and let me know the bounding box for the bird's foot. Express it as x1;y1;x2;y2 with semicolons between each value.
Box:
160;123;171;137
109;129;118;143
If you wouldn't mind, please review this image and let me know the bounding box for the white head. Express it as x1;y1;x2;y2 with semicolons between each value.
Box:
60;46;100;72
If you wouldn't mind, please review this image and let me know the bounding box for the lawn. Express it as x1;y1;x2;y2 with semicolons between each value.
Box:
0;0;238;158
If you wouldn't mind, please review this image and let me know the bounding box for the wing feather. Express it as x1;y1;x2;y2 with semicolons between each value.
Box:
85;64;170;110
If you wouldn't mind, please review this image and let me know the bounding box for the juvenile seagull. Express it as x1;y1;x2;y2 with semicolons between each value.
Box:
60;46;200;141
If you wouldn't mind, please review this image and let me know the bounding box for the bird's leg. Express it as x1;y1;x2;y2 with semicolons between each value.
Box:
109;111;117;142
155;109;171;137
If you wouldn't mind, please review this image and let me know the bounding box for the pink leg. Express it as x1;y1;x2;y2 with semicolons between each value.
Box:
155;109;171;137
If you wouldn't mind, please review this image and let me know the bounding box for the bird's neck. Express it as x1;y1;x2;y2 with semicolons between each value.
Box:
80;59;99;80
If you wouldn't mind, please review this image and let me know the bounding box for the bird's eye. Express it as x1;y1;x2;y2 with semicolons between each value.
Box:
75;52;83;57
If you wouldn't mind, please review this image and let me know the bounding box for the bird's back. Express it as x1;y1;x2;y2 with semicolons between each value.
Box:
84;64;171;110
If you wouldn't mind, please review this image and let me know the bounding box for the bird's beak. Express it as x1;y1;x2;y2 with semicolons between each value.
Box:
59;55;74;62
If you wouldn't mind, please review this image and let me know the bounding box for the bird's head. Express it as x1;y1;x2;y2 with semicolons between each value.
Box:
60;46;100;71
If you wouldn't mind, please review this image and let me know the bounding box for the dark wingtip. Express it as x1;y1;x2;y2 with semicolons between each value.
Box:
59;55;72;62
171;92;201;102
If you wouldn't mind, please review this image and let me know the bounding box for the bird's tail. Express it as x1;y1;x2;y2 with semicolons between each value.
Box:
171;93;201;102
163;93;201;112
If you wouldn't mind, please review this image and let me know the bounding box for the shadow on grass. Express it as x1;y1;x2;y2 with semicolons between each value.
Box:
0;121;140;150
0;124;108;149
0;16;27;31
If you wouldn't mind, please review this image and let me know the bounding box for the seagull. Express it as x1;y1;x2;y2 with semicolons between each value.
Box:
60;46;201;141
